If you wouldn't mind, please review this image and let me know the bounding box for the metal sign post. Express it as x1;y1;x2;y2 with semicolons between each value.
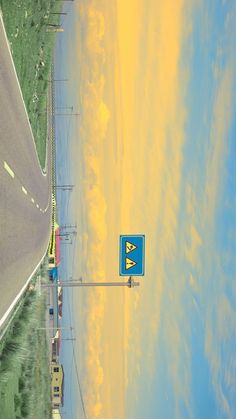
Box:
42;277;139;288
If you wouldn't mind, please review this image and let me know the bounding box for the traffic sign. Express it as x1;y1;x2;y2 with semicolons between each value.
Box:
119;235;145;276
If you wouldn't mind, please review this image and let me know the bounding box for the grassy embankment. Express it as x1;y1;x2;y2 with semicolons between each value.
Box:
0;264;51;419
0;0;61;169
0;2;60;416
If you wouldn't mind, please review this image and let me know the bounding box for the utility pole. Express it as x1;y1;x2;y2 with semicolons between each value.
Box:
54;184;74;191
47;23;61;27
50;12;68;16
56;232;76;245
46;25;64;33
42;277;140;288
36;326;73;330
61;238;73;245
61;338;76;341
54;112;80;116
60;224;77;230
56;232;76;237
55;106;73;111
47;79;68;82
69;277;82;282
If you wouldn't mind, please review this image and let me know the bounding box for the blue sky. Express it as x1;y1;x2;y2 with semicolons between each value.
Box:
144;2;236;418
55;1;236;418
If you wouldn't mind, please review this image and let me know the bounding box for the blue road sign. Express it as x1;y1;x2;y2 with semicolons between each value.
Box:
119;235;145;276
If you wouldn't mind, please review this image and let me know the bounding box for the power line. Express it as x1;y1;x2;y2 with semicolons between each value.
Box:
66;287;88;419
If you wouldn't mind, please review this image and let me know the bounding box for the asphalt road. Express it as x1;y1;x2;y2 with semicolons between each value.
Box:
0;16;52;325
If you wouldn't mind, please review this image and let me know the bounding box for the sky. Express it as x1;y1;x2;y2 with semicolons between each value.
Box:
55;1;236;418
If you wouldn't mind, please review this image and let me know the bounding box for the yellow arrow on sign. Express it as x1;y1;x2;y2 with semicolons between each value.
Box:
125;257;137;270
125;241;137;254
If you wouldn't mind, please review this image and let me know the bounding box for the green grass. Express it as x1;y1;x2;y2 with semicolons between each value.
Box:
0;0;62;169
0;263;51;419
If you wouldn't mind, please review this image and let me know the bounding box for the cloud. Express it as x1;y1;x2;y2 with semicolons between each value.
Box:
113;1;197;416
205;296;236;419
73;1;236;419
203;63;234;225
80;0;195;413
184;224;202;267
188;273;200;294
73;2;112;418
201;28;236;418
83;288;106;419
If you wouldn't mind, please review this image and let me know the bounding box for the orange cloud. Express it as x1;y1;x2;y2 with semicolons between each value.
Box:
73;0;197;418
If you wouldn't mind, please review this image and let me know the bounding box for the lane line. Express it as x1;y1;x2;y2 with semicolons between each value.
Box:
3;161;47;211
3;161;15;178
21;186;27;195
0;251;48;330
0;17;51;216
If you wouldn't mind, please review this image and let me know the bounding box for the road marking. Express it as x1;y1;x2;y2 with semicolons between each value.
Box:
3;161;15;178
21;186;27;195
0;249;48;329
3;160;48;213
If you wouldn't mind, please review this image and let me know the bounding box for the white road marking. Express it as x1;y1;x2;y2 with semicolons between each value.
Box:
3;160;47;213
21;186;27;195
0;16;51;331
1;19;50;214
3;161;15;178
0;251;48;329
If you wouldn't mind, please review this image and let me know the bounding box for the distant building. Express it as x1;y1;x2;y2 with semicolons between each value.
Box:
51;362;64;408
58;286;63;303
48;222;60;268
51;330;61;362
46;26;64;33
52;408;62;419
49;266;58;282
55;226;61;266
58;286;63;319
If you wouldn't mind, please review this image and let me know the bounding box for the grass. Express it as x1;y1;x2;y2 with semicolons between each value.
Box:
0;3;59;414
0;262;51;419
0;0;62;169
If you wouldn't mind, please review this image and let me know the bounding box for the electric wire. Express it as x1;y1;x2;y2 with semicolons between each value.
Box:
66;286;88;419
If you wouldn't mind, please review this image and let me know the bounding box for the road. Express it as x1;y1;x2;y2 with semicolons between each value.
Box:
0;16;52;326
